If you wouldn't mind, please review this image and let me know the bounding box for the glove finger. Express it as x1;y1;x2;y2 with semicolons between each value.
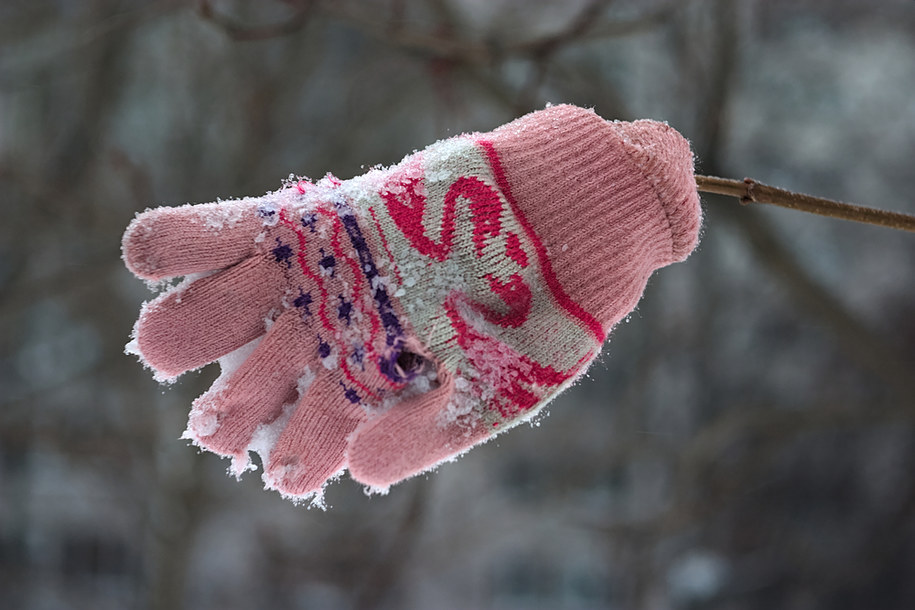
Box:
136;254;286;378
185;308;318;468
264;373;366;498
123;201;262;281
347;370;489;489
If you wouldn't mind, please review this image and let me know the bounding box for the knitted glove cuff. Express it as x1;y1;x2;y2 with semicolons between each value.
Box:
487;104;701;336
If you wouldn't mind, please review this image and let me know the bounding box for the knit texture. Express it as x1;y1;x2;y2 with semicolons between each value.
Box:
122;104;702;503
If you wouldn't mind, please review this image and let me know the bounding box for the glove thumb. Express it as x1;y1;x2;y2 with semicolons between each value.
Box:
346;367;488;489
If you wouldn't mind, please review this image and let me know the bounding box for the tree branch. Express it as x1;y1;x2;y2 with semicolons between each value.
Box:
697;175;915;233
197;0;315;41
320;0;675;64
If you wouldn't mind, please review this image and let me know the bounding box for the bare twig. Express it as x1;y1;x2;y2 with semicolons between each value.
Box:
0;1;183;87
518;0;615;59
198;0;314;41
697;175;915;233
321;0;673;64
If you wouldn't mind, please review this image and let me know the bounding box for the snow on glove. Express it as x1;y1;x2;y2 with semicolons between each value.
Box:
122;104;701;502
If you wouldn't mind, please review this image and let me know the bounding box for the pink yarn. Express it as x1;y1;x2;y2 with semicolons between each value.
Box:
122;105;702;502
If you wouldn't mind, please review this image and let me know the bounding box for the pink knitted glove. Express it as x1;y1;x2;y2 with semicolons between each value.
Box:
122;104;701;502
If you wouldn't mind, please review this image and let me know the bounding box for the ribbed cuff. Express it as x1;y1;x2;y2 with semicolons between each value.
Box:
484;104;701;332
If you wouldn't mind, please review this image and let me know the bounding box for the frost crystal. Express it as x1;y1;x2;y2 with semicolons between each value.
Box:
296;366;316;397
199;199;248;232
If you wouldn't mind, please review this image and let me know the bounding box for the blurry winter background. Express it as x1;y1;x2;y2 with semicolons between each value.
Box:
2;0;915;608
